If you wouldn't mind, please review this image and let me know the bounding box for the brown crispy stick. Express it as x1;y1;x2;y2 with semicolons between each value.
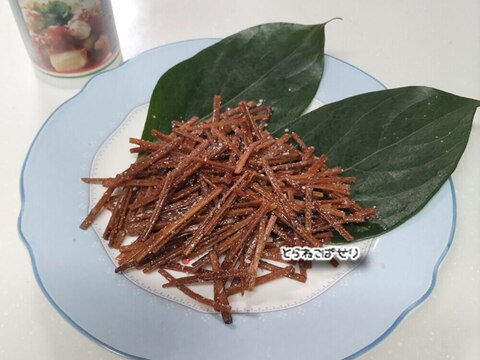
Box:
263;153;303;166
225;208;255;217
163;196;199;212
172;128;203;143
171;145;227;188
151;129;173;142
299;260;309;281
240;118;254;146
318;167;343;177
254;138;276;152
329;258;340;267
291;132;308;152
261;247;295;264
148;187;223;254
317;209;354;241
183;171;254;256
212;128;242;157
244;217;264;264
261;159;323;247
311;183;351;196
104;138;182;187
170;184;201;202
276;133;291;145
315;204;346;219
305;186;313;232
247;214;277;289
182;116;201;127
314;231;334;241
247;185;291;224
232;200;262;209
302;146;315;161
227;266;295;296
189;230;245;272
81;177;111;184
344;207;376;222
80;187;115;230
230;253;247;295
259;260;306;283
212;95;221;122
158;269;230;313
103;187;128;240
185;118;248;131
240;101;264;141
271;225;296;246
221;201;272;271
121;179;165;187
312;176;356;184
137;172;174;242
107;188;132;248
209;251;233;324
271;160;314;172
161;264;212;275
129;138;163;151
234;141;260;174
162;269;249;287
186;217;252;261
192;158;236;172
306;154;328;175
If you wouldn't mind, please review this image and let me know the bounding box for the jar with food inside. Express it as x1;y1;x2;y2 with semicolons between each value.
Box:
13;0;121;79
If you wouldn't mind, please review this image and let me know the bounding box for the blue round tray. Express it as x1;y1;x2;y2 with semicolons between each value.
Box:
18;39;455;360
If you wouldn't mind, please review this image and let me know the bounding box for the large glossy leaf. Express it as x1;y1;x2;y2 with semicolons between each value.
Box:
142;22;327;140
278;86;480;241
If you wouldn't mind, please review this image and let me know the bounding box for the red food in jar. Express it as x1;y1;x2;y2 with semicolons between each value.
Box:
44;26;75;54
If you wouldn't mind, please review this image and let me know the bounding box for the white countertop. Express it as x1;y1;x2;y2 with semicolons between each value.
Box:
1;0;479;359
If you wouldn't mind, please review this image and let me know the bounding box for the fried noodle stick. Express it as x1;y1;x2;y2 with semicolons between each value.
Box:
80;96;376;324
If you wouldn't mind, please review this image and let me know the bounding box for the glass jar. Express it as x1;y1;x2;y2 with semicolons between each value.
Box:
9;0;122;86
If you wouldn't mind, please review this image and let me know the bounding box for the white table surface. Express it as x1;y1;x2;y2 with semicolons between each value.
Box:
1;0;479;359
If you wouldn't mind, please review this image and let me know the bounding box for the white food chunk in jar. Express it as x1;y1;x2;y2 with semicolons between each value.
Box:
49;49;88;72
68;20;91;40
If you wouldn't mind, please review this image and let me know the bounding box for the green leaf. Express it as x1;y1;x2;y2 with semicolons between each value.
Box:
278;86;479;242
34;1;72;26
142;22;328;140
